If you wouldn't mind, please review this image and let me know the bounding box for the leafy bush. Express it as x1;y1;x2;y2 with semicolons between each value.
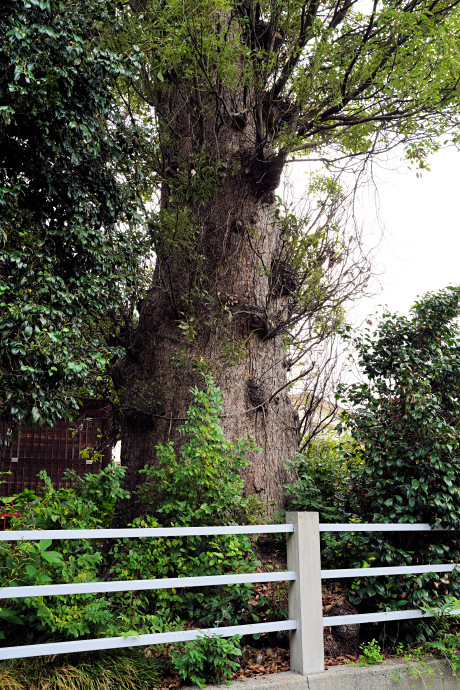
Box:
9;464;128;531
171;634;242;687
1;377;262;652
336;287;460;640
282;431;371;571
1;465;129;645
137;374;260;525
284;431;363;523
339;287;460;527
110;375;262;631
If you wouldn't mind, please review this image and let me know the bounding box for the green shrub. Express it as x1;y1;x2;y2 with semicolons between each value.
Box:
336;288;460;641
109;375;262;631
171;634;242;687
282;431;371;571
1;376;262;658
137;374;260;525
284;431;363;523
1;466;129;645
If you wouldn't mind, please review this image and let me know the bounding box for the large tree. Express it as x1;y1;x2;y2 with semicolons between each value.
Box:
110;0;460;510
3;0;460;513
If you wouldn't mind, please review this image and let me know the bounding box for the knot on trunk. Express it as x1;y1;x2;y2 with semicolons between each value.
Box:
230;216;246;232
247;377;270;409
230;212;259;233
245;151;287;199
270;260;299;296
247;308;269;339
229;111;248;131
247;307;285;340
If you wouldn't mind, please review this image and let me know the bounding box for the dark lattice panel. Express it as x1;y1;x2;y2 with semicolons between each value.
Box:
0;406;112;497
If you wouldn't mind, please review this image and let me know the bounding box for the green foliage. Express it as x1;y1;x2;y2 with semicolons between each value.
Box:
9;465;129;530
64;463;128;528
110;376;262;631
284;432;363;523
171;634;242;688
339;286;460;527
336;287;460;640
359;639;384;665
391;598;460;681
1;379;261;657
0;649;162;690
283;430;371;571
1;465;129;645
0;0;148;425
138;374;261;524
117;0;460;166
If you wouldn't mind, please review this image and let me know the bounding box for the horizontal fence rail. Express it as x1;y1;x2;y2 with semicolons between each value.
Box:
0;571;297;599
316;521;460;664
324;609;436;627
2;515;460;675
0;521;298;665
319;523;451;532
0;523;294;541
0;621;298;661
322;563;459;579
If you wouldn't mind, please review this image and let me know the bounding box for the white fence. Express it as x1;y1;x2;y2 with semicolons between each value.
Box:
0;512;458;676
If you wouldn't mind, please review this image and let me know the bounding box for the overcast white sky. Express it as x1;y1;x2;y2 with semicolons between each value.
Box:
288;145;460;328
348;146;460;325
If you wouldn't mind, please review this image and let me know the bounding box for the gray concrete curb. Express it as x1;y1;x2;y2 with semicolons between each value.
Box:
186;659;460;690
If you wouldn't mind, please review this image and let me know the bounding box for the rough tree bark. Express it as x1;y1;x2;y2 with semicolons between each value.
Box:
113;81;300;514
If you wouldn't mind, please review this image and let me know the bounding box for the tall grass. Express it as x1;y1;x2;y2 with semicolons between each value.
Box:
0;648;162;690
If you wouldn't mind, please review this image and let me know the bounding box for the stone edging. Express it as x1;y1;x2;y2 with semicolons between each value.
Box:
185;659;460;690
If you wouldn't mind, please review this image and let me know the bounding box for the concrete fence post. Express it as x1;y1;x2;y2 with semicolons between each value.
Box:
286;511;324;675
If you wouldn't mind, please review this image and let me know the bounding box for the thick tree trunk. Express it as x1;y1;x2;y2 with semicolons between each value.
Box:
112;85;299;518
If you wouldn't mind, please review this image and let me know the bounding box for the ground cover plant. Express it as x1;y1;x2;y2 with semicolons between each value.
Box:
171;634;242;688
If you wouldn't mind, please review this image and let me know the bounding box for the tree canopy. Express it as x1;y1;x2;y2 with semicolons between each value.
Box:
119;0;460;168
0;0;148;425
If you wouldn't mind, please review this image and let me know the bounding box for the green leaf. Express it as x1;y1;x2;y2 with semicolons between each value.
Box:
0;608;24;625
41;550;64;565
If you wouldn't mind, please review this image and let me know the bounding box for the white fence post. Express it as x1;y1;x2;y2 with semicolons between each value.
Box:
286;511;324;675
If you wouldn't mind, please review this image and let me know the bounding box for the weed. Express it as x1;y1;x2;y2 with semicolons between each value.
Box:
171;633;242;687
359;639;384;665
